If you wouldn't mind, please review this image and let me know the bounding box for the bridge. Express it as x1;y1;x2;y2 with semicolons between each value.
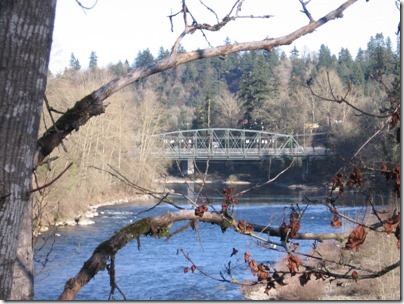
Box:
150;128;330;160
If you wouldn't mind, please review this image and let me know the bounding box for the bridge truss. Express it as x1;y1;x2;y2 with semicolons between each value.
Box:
150;128;328;160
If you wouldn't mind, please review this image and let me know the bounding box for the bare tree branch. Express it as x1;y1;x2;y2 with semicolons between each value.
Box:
58;202;370;300
30;162;73;193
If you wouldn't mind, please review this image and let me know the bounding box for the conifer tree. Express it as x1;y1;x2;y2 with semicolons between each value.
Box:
69;52;81;71
89;51;98;69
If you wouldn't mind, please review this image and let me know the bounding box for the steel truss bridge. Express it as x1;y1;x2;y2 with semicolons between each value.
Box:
150;128;329;160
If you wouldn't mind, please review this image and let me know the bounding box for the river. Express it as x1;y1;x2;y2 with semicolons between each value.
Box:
33;183;375;300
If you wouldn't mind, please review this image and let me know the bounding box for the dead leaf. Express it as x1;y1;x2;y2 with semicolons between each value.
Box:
298;272;311;286
331;214;342;228
352;271;359;283
332;172;344;195
286;254;300;276
244;251;251;264
249;259;259;275
272;271;288;286
345;225;366;251
238;220;253;234
347;166;362;188
194;204;208;217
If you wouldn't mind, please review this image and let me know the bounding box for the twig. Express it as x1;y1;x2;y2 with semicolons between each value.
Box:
75;0;98;10
107;255;127;300
43;94;68;153
31;162;73;193
235;159;295;198
299;0;314;22
305;74;390;119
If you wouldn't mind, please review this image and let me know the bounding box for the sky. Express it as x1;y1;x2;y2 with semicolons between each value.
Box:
49;0;400;74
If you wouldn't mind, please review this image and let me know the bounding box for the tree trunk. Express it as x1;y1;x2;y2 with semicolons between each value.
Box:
0;0;56;299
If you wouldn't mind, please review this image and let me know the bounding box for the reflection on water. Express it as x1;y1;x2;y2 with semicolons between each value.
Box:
34;183;385;300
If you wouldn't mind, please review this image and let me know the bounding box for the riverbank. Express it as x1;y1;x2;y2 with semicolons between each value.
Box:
37;175;330;233
241;210;400;301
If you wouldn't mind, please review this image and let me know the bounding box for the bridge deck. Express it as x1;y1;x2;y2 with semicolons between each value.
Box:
151;147;329;160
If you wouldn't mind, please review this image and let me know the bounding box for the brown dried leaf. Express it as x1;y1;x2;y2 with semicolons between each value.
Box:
381;164;401;198
286;254;300;276
331;214;342;228
395;223;400;249
194;204;208;217
257;265;269;281
347;166;362;188
244;251;251;263
332;172;344;195
345;225;366;251
238;220;253;234
289;220;300;238
384;211;400;234
249;259;259;275
352;270;359;283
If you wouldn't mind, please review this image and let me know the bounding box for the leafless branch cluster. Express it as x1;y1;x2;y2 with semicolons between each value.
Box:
168;0;273;53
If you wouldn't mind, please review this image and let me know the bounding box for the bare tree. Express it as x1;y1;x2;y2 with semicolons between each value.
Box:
215;90;244;128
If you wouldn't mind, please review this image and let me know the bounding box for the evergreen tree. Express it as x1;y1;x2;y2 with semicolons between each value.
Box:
212;51;242;94
69;52;81;71
350;62;365;85
109;60;129;76
89;51;98;69
264;48;280;67
336;48;354;84
290;46;299;58
289;47;306;87
156;47;170;60
237;52;271;126
134;48;154;67
316;44;335;71
365;33;396;79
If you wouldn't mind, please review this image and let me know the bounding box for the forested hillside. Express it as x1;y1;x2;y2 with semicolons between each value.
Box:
36;32;399;224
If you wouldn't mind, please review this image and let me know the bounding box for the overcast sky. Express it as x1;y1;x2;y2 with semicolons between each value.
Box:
49;0;400;74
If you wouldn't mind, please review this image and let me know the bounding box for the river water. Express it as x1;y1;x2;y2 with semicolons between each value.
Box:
33;183;375;300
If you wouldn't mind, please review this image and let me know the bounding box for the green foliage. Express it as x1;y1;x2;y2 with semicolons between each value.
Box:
237;51;272;123
69;53;81;71
89;51;98;69
108;60;129;76
316;44;336;71
134;48;155;67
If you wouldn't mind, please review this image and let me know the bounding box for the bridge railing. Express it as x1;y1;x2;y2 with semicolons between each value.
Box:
147;128;331;160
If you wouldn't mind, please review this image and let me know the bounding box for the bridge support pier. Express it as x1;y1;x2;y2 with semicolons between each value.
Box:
302;157;310;182
180;159;194;175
